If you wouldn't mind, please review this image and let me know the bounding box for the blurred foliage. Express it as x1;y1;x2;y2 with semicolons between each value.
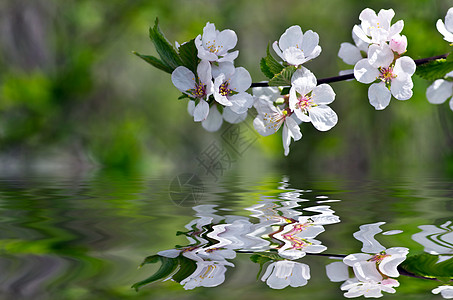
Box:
0;0;452;178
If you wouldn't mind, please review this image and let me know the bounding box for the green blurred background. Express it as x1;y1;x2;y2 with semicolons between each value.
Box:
1;0;453;179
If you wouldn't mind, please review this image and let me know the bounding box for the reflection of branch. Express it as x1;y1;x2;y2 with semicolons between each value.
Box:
251;53;450;88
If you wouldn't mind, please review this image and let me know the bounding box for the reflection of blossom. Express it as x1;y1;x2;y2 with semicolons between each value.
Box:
432;285;453;299
412;221;453;262
261;260;310;289
353;222;387;253
341;278;399;298
343;247;409;282
181;260;234;290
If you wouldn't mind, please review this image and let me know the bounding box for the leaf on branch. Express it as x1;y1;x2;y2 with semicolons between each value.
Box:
415;55;453;81
265;44;284;75
268;66;297;86
178;39;199;74
400;253;453;280
133;52;174;74
172;256;197;283
149;18;183;71
260;58;274;79
132;255;179;291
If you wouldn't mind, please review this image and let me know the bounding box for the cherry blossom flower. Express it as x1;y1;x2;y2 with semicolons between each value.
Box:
253;98;302;156
213;62;254;114
412;221;453;262
272;25;321;66
289;67;338;131
195;22;239;63
261;260;310;289
437;8;453;43
389;34;407;54
432;285;453;299
354;43;416;110
172;60;213;121
341;278;399;298
426;72;453;112
343;247;409;282
338;31;369;68
353;8;404;45
180;260;234;290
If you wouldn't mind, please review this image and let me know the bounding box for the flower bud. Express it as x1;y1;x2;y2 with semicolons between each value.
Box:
390;34;407;54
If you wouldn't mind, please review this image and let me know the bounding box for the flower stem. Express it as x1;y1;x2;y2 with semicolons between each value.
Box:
250;53;450;88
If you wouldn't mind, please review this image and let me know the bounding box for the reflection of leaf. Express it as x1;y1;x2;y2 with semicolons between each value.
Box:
172;256;197;283
132;255;178;291
250;252;283;280
400;253;453;280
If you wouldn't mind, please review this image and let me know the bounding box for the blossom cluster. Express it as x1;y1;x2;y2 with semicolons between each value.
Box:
339;8;416;110
171;23;254;132
253;26;338;155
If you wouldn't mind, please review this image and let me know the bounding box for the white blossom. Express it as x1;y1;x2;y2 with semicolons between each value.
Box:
353;8;404;45
272;25;321;66
432;285;453;299
437;8;453;43
341;278;399;298
195;22;239;62
426;72;453;111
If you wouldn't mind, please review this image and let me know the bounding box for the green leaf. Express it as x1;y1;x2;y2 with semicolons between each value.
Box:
132;255;179;291
172;255;197;283
268;66;297;86
260;58;274;79
149;18;183;71
133;52;173;74
400;253;453;279
179;39;199;74
265;44;284;75
250;252;284;280
415;56;453;81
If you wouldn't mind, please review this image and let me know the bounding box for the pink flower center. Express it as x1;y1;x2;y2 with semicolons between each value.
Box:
379;66;397;84
263;109;291;132
282;221;313;250
296;95;314;111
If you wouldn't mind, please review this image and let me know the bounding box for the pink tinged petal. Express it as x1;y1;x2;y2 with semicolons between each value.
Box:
272;41;284;60
229;67;252;92
223;107;247;124
279;25;303;50
445;7;453;32
171;66;196;93
187;100;195;116
338;42;363;65
216;29;238;54
217;50;239;62
382;278;400;287
202;105;223;132
312;84;336;105
285;116;302;141
388;20;404;38
394;56;416;76
391;76;413;100
369;82;391;110
229;92;254;114
368;43;393;68
282;47;306;66
301;30;320;56
353;25;372;44
291;67;317;95
193;99;209;122
437;19;453;43
309;106;338;131
390;34;407;54
326;261;350;282
354;58;379;84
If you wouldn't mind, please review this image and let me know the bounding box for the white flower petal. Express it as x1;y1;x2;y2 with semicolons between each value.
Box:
202;105;223;132
450;97;453;111
437;19;453;43
218;50;239;62
272;41;284;61
187;100;195;116
279;25;303;50
391;76;413;100
445;7;453;32
211;61;235;79
301;30;319;57
312;84;336;105
368;43;393;68
253;116;276;136
282;47;306;66
171;66;196;93
197;60;213;89
291;67;317;95
223;107;247;124
193;99;210;121
354;58;379;84
426;79;453;104
286;116;302;141
309;106;338;131
394;56;416;76
338;42;363;65
326;261;350;282
229;92;254;114
353;260;384;282
216;29;238;54
229;67;252;93
282;124;291;156
379;256;405;278
352;24;372;44
157;249;181;258
369;82;391;110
